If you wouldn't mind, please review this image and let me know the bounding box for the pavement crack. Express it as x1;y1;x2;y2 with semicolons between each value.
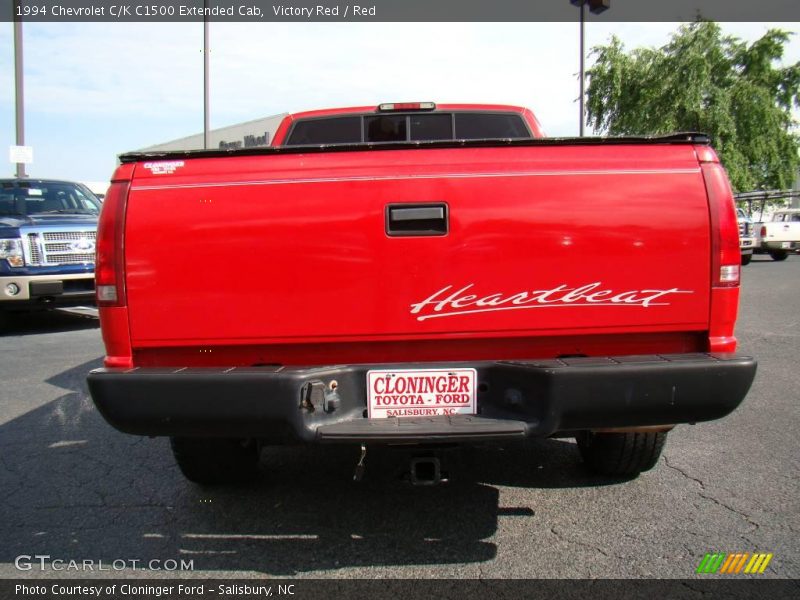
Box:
697;492;760;533
550;526;610;557
663;455;706;489
664;456;760;533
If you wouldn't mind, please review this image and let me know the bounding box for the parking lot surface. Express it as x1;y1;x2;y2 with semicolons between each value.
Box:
1;255;798;579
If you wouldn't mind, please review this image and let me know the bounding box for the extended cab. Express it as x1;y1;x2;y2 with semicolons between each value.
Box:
88;103;757;485
753;208;800;261
0;179;100;323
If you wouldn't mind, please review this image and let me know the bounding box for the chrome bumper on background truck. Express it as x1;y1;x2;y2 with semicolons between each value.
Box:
0;272;95;307
761;240;799;250
740;237;756;251
88;353;757;443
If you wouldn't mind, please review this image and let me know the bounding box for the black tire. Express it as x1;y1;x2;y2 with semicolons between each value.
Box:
576;430;667;477
170;437;259;485
769;250;788;261
741;254;752;266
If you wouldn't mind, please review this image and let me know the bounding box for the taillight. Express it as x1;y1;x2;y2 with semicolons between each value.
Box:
760;225;767;237
700;156;740;288
697;146;740;353
96;179;131;307
718;264;740;285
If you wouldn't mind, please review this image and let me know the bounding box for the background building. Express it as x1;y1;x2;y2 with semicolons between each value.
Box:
82;114;288;194
138;113;287;152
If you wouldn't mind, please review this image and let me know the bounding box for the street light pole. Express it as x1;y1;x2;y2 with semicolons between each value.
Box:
14;16;26;177
203;2;210;149
570;0;610;137
579;1;585;137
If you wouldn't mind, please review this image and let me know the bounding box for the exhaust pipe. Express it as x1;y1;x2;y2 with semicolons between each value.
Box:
410;457;444;486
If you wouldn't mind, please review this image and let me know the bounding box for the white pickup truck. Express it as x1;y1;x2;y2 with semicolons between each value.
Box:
754;208;800;261
737;209;756;265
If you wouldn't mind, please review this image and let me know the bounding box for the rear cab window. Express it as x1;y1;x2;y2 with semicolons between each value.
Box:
454;113;531;139
285;116;362;145
284;111;532;146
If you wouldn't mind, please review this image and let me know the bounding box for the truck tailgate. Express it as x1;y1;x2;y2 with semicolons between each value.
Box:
764;221;800;241
124;145;710;352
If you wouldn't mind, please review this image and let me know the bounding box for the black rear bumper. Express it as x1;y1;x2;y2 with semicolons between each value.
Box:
87;353;756;443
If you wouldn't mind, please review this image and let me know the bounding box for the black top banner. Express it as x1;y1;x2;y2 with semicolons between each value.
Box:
1;0;799;22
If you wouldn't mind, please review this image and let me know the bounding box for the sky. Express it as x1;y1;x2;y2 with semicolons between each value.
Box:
0;20;798;184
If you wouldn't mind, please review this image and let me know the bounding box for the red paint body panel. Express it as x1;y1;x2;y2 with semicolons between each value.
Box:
131;332;706;369
99;306;134;369
118;143;715;367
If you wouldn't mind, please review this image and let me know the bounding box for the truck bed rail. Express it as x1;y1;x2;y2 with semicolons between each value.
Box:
118;133;711;164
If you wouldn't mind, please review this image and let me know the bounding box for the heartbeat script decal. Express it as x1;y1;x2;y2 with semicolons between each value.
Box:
409;282;693;322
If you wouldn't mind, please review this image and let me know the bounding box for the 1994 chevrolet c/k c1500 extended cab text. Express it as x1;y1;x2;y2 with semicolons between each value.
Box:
87;103;757;485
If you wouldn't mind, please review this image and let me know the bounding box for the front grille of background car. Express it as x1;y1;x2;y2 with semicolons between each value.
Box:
24;230;96;266
42;231;93;242
46;252;95;264
27;234;42;264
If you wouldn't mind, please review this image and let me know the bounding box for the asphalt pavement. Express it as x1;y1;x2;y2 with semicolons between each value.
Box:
0;254;797;579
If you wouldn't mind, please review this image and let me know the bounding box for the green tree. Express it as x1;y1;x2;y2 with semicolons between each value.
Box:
586;21;800;192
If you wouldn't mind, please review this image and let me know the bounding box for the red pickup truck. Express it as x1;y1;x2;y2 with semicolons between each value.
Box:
88;103;756;485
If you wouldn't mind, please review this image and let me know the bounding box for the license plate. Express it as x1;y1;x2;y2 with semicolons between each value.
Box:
366;368;477;419
781;242;791;249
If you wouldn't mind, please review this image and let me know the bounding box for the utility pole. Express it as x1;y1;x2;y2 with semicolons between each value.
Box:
14;14;26;177
203;2;210;149
569;0;610;137
578;0;585;137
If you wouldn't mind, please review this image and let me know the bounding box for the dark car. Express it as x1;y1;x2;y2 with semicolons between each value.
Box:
0;179;101;323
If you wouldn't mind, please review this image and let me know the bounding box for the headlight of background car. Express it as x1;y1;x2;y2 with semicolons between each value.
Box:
0;238;24;267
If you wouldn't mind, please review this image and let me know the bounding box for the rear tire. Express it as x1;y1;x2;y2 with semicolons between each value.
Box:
769;250;788;261
741;254;752;266
170;437;259;485
577;431;667;477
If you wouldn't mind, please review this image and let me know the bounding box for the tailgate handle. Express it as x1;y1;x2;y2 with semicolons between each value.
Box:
386;203;448;236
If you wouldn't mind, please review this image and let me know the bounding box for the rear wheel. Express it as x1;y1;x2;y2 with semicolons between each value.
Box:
170;437;259;485
769;250;788;261
741;254;752;266
576;430;667;477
